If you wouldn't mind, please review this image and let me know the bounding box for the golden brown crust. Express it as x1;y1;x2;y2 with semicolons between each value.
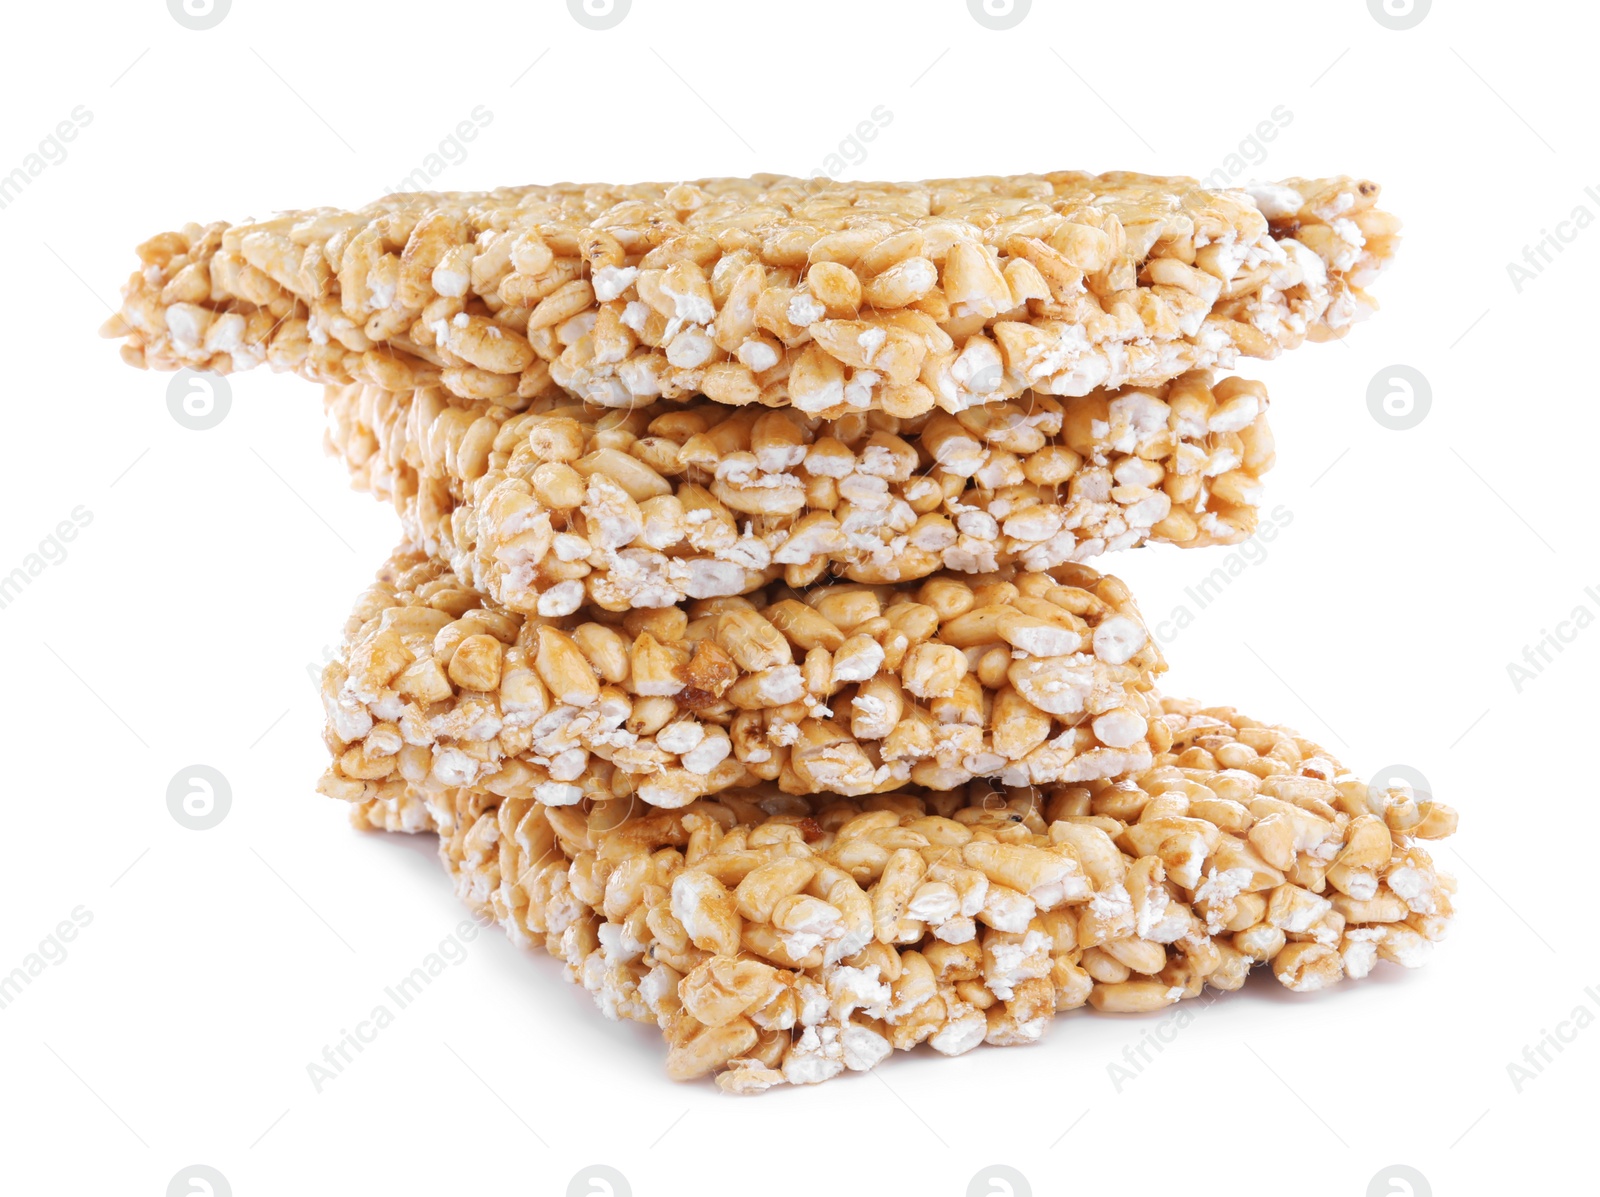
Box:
108;172;1395;415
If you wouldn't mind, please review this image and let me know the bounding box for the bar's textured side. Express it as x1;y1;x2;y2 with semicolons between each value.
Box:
324;371;1272;611
318;550;1168;811
344;697;1456;1092
106;173;1395;416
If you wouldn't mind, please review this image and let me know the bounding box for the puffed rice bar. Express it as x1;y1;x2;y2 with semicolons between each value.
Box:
317;549;1168;812
325;370;1272;612
105;173;1395;416
342;696;1456;1092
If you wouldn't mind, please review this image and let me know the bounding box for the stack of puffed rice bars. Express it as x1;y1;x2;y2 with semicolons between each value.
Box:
107;172;1456;1093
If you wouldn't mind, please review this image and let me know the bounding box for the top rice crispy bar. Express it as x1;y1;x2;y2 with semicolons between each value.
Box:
106;172;1396;418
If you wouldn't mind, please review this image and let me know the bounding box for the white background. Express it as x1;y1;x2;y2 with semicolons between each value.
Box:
0;1;1592;1194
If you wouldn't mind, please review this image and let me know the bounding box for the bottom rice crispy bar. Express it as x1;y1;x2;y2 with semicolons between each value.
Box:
342;696;1457;1093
